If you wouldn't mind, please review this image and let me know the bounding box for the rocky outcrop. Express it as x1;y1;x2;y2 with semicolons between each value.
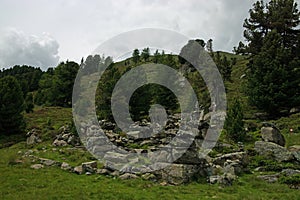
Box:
254;141;294;162
261;127;285;146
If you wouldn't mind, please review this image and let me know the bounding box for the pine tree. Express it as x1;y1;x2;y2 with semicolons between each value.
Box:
224;99;245;142
242;0;300;116
132;49;140;64
0;76;25;135
141;47;150;62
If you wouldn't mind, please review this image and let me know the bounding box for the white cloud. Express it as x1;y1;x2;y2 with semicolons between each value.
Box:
0;0;299;67
0;29;59;70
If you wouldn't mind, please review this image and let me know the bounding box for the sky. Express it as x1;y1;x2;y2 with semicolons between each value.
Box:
0;0;298;70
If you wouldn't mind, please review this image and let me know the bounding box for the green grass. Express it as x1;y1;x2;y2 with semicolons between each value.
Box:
1;146;300;200
24;106;72;131
1;128;300;200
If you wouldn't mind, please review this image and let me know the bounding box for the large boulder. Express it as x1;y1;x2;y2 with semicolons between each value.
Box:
261;127;285;146
254;141;294;162
26;129;42;145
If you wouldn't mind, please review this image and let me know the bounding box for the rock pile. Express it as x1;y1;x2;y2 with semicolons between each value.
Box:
75;112;246;185
52;125;81;147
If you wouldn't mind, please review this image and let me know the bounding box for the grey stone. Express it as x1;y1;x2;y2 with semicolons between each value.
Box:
208;173;237;185
61;162;72;171
211;165;224;175
288;145;300;161
281;169;300;176
39;158;57;166
208;175;220;184
96;168;110;175
119;173;138;180
82;161;97;173
26;133;42;145
257;174;280;183
254;141;294;162
104;152;128;164
74;166;83;174
154;163;209;185
31;164;44;169
52;139;68;147
126;131;140;140
223;160;243;175
290;107;300;114
141;173;157;181
261;127;285;146
110;171;120;177
213;152;248;166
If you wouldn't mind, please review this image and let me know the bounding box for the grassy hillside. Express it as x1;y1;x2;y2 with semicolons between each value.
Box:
1;52;300;199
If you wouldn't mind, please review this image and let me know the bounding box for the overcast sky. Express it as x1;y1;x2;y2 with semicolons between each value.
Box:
0;0;298;70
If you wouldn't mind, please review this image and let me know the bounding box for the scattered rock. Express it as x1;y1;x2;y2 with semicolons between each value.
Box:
52;139;68;147
141;173;157;181
119;173;138;180
74;166;83;174
26;129;42;145
96;168;111;175
82;161;97;174
126;131;141;140
289;145;300;162
154;163;209;185
208;173;237;185
261;127;285;146
213;152;248;167
61;162;72;171
257;174;280;183
39;158;57;166
254;141;294;162
53;126;81;147
111;171;120;177
31;164;44;169
290;107;300;114
281;169;300;176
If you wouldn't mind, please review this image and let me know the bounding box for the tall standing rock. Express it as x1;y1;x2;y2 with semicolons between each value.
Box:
261;127;285;147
